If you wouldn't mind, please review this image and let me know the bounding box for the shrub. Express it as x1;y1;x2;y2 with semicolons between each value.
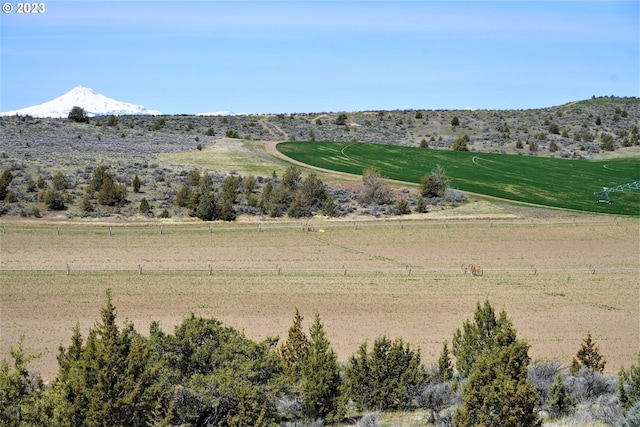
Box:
335;113;348;125
343;336;425;411
139;198;150;214
547;373;576;418
570;332;606;375
452;134;469;151
0;168;13;200
43;189;66;210
132;174;141;193
52;171;68;191
68;106;89;123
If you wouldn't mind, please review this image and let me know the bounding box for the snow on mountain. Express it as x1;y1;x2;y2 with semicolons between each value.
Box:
0;86;162;118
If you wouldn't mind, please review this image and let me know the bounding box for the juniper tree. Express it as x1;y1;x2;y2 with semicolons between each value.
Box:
132;175;141;193
570;332;606;375
547;373;576;418
278;308;309;382
344;336;425;411
452;300;516;377
301;314;343;422
454;337;541;427
619;355;640;412
0;168;13;200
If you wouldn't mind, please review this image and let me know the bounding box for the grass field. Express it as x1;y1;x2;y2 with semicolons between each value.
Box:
1;217;638;381
277;141;640;215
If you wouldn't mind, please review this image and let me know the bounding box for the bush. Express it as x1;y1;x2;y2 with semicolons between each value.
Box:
343;336;425;411
68;106;89;123
43;189;66;210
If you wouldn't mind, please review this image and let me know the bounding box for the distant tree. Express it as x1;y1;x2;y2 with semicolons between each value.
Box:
548;122;560;135
396;198;411;215
195;191;219;221
52;171;68;191
187;168;201;186
158;208;170;218
242;175;258;194
453;134;469;151
321;195;340;217
595;116;602;126
68;106;89;123
300;314;344;422
420;138;429;148
420;165;448;199
206;127;215;136
175;184;194;208
0;168;13;200
344;336;425;411
139;198;150;214
358;167;393;205
288;190;312;218
36;175;46;190
82;195;94;212
106;115;118;126
299;173;328;211
600;134;615;151
450;116;460;127
570;332;606;375
415;195;427;213
281;166;302;192
132;175;141;193
219;199;236;221
97;171;127;206
415;111;423;119
43;189;66;210
335;113;348;125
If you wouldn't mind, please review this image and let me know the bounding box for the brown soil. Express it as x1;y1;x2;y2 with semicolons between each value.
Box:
1;218;638;380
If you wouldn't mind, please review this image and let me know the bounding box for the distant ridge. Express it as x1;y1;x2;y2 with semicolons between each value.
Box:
0;86;162;118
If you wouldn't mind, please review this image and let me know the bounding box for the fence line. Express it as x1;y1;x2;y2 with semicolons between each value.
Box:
1;217;636;236
2;265;637;276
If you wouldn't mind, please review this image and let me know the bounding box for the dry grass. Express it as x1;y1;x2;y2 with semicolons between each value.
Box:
1;217;638;381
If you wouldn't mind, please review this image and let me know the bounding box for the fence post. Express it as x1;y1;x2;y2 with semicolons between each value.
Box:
66;263;71;275
406;264;411;276
258;223;262;233
159;226;163;235
2;224;6;234
109;227;112;236
400;221;403;229
444;220;448;229
342;264;347;275
138;264;142;275
276;264;281;275
209;264;212;276
209;225;213;233
57;226;60;235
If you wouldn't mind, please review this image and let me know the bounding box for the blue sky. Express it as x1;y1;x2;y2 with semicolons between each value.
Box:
1;1;638;114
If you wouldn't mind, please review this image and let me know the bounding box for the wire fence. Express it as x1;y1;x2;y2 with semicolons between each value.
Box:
1;216;636;236
2;264;637;276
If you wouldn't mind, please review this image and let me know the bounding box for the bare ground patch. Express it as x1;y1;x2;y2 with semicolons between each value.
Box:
1;218;638;380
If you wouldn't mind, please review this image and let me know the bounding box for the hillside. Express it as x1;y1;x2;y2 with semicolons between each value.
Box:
0;96;638;219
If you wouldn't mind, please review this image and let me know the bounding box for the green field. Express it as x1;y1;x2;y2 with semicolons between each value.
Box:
278;141;640;215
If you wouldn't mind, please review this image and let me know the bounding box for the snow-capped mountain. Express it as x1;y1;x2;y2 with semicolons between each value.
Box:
0;86;162;118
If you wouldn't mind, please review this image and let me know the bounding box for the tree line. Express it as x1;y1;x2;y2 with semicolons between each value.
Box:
2;294;639;426
1;162;458;220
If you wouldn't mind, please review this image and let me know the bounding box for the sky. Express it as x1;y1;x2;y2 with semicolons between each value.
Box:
1;1;638;115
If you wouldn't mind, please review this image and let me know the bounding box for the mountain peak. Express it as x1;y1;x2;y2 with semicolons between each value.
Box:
0;87;162;118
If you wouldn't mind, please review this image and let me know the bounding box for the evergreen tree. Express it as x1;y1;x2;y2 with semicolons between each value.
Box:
547;373;576;418
55;290;157;427
0;168;13;200
301;314;343;422
452;300;515;377
437;341;454;382
619;354;640;412
132;174;141;193
68;106;89;123
52;171;68;191
139;197;150;214
278;308;309;382
195;191;219;221
344;336;424;411
454;338;541;427
570;332;606;374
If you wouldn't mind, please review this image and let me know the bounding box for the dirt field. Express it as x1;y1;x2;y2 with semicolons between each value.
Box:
1;216;638;380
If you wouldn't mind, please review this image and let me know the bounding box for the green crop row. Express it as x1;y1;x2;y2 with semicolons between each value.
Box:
278;141;640;215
